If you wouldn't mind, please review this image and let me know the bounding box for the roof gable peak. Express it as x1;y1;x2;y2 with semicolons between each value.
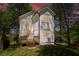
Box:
38;7;55;16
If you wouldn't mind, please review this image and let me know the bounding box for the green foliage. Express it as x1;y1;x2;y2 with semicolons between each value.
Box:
53;4;75;45
0;3;31;33
0;46;79;56
0;4;31;49
52;4;62;17
70;19;79;43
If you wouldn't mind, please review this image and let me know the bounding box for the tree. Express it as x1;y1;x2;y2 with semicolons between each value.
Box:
0;3;31;49
53;4;74;47
52;4;66;44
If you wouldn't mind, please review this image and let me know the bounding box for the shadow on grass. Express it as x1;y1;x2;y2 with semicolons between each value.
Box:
38;45;79;56
0;43;20;55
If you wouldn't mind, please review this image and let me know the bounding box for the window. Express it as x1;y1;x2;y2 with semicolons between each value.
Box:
41;22;49;30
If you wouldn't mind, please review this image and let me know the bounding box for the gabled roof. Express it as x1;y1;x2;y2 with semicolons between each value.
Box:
19;7;55;22
19;10;35;20
32;13;39;24
38;7;55;16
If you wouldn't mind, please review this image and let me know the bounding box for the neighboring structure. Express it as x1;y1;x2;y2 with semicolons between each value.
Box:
19;7;55;46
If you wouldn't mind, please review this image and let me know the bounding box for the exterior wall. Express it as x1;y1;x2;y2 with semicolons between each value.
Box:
32;13;40;37
19;18;27;36
40;12;55;45
32;13;40;44
19;15;32;37
19;15;33;44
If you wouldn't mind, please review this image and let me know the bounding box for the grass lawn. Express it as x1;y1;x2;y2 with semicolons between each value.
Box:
0;45;79;56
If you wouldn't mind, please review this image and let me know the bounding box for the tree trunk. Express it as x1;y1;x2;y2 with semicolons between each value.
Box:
59;15;65;42
61;4;71;47
0;30;3;50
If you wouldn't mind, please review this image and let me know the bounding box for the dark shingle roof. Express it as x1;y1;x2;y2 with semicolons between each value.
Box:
19;10;35;20
38;7;55;16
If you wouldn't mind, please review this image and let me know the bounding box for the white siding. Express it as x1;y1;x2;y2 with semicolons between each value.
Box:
33;21;39;36
19;10;55;45
19;15;33;36
40;12;54;45
19;18;27;36
32;13;40;36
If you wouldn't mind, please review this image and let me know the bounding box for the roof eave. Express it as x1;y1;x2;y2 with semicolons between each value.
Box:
38;7;56;16
19;10;35;20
